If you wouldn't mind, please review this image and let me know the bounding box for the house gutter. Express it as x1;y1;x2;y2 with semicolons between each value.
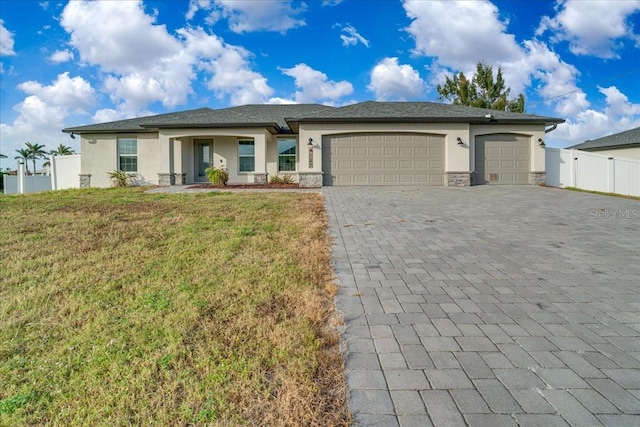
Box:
545;123;558;133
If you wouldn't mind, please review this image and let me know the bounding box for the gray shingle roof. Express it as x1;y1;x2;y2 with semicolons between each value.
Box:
286;101;563;126
62;101;563;135
566;127;640;150
63;104;334;134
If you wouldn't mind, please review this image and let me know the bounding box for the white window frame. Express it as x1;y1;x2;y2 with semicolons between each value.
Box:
277;138;297;172
238;139;255;173
117;137;137;172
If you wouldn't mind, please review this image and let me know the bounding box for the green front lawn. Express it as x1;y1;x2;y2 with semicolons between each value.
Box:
0;188;349;426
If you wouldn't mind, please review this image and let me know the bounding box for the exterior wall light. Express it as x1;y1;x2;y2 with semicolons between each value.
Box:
457;137;464;145
538;138;545;147
308;138;314;146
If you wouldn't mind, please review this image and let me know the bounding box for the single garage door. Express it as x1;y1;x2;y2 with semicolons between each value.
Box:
475;134;530;184
323;133;444;186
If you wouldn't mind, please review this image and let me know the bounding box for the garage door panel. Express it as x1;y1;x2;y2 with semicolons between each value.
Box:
323;133;444;186
475;134;530;185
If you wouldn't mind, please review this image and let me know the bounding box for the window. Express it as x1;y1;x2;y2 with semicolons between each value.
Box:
118;138;137;172
238;140;255;172
278;138;297;172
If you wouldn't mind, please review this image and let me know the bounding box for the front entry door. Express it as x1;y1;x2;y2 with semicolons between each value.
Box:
195;139;213;182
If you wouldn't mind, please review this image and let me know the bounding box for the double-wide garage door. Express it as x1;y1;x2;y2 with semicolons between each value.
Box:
475;134;530;184
323;133;444;186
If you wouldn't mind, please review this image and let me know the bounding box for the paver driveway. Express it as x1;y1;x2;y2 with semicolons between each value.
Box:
324;186;640;427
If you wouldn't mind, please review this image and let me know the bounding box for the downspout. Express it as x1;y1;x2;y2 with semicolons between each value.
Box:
545;124;558;133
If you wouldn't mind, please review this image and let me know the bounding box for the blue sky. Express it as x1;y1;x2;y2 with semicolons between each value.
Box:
1;0;639;168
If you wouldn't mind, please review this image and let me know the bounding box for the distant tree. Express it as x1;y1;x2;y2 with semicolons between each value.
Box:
437;62;525;113
15;148;32;174
25;142;48;175
51;144;76;156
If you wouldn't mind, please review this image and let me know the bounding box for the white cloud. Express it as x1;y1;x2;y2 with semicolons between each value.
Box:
537;0;640;59
58;1;273;113
0;73;95;158
552;86;640;146
339;24;370;47
403;0;522;71
60;0;181;73
279;63;353;104
367;57;425;101
49;49;74;64
1;20;16;56
178;27;273;105
203;0;306;34
401;0;594;118
186;0;212;20
322;0;344;5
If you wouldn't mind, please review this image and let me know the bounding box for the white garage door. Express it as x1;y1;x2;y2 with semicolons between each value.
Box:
322;133;444;186
475;134;530;185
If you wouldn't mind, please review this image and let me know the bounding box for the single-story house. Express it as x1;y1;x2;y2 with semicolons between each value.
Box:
62;101;564;188
567;127;640;161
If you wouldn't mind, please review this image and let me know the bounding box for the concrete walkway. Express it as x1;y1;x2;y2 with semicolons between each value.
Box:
324;186;640;427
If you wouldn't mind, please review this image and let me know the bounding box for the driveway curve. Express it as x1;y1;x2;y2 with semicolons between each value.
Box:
324;186;640;427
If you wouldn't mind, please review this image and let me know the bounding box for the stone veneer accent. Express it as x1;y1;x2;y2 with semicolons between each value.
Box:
298;172;323;188
79;174;91;188
529;171;546;186
253;173;267;185
445;172;471;187
158;173;187;186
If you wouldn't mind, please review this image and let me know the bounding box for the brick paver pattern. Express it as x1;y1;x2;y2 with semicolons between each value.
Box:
324;186;640;427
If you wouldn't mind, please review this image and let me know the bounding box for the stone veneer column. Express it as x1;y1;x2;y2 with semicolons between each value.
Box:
298;172;323;188
157;173;188;186
157;173;175;186
79;174;91;188
175;173;187;185
529;171;546;185
445;172;471;187
253;173;267;184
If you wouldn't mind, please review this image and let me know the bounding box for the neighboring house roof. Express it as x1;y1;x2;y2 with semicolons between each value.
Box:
62;101;564;135
566;127;640;150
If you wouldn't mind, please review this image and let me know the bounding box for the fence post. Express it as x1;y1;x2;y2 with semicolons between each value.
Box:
570;150;577;188
50;155;58;191
18;160;25;194
607;156;615;194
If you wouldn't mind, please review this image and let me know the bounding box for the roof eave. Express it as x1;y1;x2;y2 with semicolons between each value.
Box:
62;127;154;134
289;117;565;126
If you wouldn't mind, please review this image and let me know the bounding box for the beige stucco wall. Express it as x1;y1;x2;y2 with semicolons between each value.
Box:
470;124;547;172
80;132;160;188
80;122;551;187
584;146;640;161
298;122;471;174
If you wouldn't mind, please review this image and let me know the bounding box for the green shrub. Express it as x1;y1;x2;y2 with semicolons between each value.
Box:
205;167;229;186
107;170;136;187
269;174;295;184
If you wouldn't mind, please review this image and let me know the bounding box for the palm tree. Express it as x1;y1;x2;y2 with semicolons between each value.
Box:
0;153;7;158
51;144;76;156
25;142;48;175
15;148;32;174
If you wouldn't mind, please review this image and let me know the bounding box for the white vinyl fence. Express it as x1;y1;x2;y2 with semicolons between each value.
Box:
546;148;640;197
3;155;81;194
